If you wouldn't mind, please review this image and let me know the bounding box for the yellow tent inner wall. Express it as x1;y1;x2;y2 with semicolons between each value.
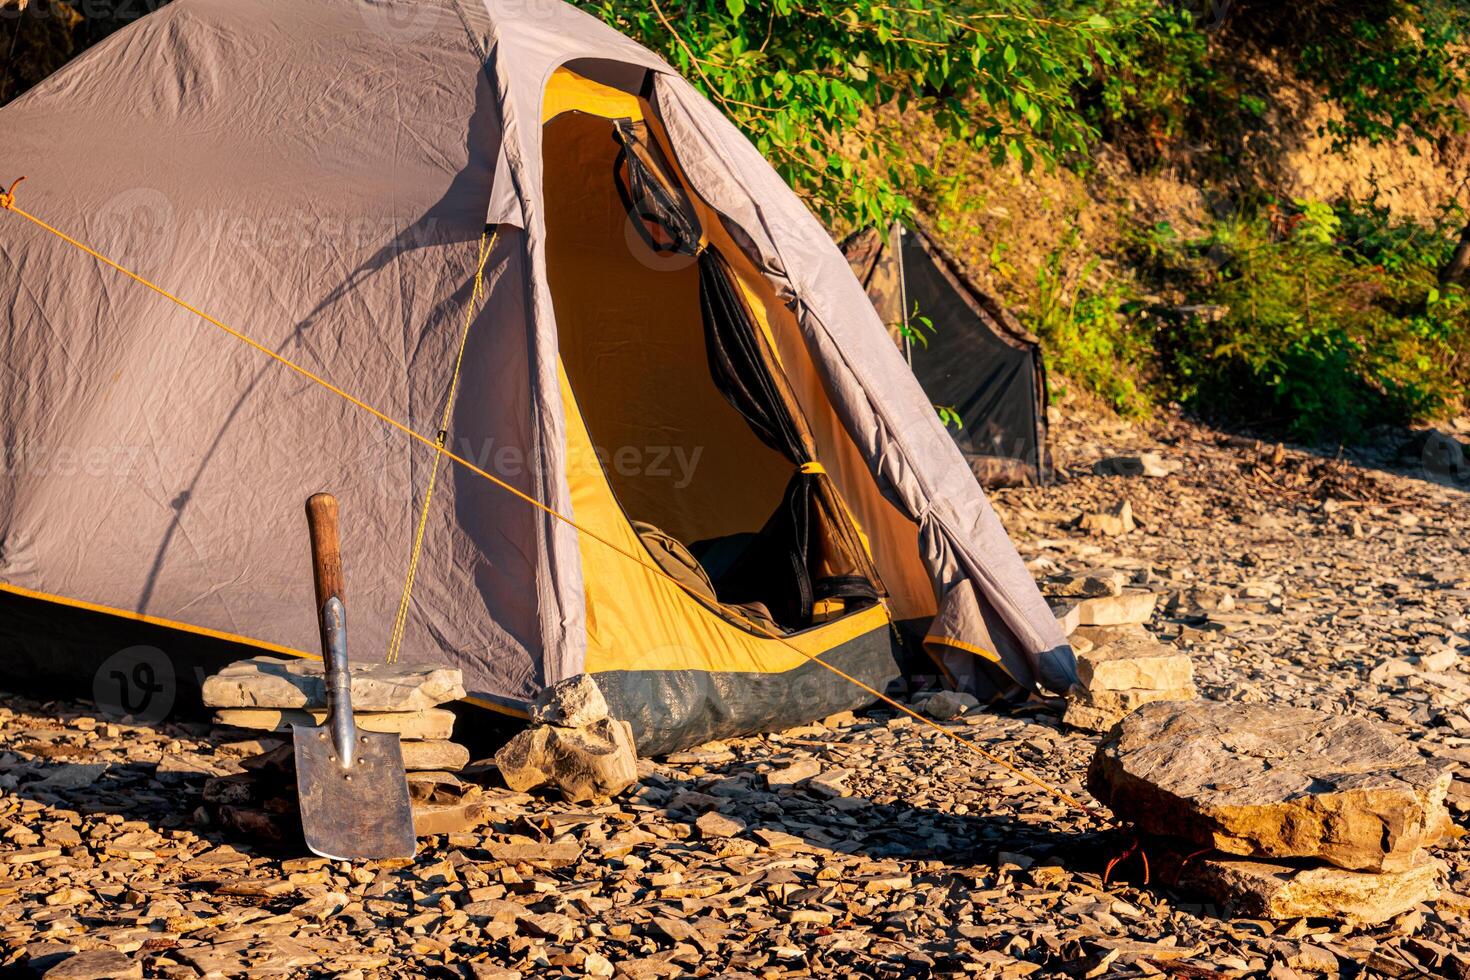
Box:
542;109;796;546
696;217;936;622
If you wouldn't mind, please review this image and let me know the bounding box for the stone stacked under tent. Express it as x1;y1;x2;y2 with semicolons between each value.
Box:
1089;700;1456;923
203;657;471;773
199;657;491;841
1042;568;1198;732
493;676;640;804
1064;626;1197;732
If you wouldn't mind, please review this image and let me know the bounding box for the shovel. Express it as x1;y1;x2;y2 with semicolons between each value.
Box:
294;493;416;861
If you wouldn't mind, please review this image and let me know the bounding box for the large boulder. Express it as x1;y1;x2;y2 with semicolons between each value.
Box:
1088;701;1454;872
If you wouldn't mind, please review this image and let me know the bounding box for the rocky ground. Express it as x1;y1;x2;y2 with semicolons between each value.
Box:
1;406;1467;979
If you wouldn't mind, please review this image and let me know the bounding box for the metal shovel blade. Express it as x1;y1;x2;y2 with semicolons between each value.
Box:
293;723;416;861
292;596;415;861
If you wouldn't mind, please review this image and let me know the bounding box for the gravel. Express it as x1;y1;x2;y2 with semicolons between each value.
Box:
0;405;1466;978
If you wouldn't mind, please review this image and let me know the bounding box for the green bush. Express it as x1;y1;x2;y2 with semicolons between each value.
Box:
1130;202;1468;440
1294;1;1470;147
1063;0;1470;174
1029;228;1156;418
1071;2;1220;159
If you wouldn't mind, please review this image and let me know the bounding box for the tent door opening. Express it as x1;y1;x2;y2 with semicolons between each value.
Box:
542;78;882;635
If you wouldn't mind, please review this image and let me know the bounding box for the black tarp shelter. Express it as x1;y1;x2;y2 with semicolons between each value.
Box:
844;222;1050;486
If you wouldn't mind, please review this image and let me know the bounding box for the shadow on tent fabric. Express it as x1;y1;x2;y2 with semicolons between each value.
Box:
135;66;505;617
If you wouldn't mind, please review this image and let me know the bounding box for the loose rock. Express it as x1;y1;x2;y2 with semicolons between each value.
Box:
1;401;1466;978
923;690;979;720
1094;453;1181;479
495;717;638;803
1089;700;1455;872
1078;499;1137;536
531;674;610;729
695;811;746;838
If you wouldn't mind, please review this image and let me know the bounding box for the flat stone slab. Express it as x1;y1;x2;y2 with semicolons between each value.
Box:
401;740;470;772
219;738;466;774
1077;636;1192;692
203;656;464;711
213;707;456;741
1077;684;1198;715
1076;590;1159;627
1089;701;1454;872
1051;567;1128;598
43;950;141;980
1163;850;1444;924
175;939;320;976
1063;684;1196;732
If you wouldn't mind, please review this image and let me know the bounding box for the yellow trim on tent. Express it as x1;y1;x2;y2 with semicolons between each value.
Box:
0;580;318;660
0;581;534;720
559;363;892;676
462;695;532;720
923;633;1002;663
542;68;643;123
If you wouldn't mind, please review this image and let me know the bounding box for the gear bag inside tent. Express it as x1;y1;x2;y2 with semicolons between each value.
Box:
844;222;1052;487
0;0;1075;754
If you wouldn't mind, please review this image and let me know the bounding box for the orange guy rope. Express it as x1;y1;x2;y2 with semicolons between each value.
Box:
0;181;1100;821
0;176;24;211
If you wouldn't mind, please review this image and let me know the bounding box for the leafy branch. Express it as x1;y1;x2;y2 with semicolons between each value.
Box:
579;0;1131;229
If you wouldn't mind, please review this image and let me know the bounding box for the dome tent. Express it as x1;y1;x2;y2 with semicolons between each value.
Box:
0;0;1075;753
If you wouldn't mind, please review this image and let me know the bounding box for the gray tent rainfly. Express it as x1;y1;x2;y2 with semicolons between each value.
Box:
0;0;1075;753
844;221;1051;488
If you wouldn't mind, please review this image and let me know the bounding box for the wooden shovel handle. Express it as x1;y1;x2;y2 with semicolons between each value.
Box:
305;493;345;611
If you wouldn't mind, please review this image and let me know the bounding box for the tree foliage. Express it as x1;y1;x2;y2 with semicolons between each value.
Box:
577;0;1124;228
1295;0;1470;148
